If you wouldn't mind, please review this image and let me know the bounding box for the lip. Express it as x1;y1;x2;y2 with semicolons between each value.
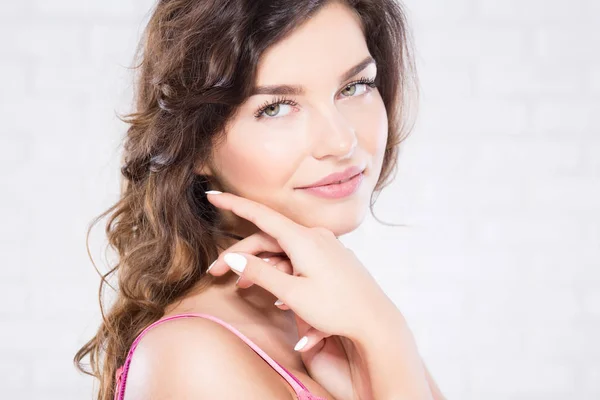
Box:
296;165;365;189
297;172;364;199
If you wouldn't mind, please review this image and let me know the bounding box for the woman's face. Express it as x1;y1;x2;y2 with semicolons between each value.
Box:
200;2;388;237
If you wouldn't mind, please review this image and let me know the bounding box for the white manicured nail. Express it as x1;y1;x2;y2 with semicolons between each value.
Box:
223;253;246;274
274;299;284;306
294;336;308;351
262;258;270;262
207;259;217;272
206;190;222;194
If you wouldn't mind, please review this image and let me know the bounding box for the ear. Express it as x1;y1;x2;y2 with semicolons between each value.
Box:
193;152;216;176
194;162;214;177
193;162;225;192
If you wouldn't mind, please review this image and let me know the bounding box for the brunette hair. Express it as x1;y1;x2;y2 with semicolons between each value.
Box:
73;0;418;398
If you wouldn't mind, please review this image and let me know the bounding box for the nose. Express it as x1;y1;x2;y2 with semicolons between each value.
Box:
311;106;358;160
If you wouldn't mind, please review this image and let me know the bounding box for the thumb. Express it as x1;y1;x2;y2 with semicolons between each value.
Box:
223;252;295;301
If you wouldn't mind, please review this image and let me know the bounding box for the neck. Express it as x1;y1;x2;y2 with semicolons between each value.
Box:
179;228;308;372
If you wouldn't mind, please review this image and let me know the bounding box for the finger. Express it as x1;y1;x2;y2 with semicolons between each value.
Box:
273;298;290;310
294;313;313;338
271;259;294;307
235;256;279;289
206;231;283;276
206;192;306;254
273;258;294;276
236;255;290;289
222;252;297;302
293;328;329;353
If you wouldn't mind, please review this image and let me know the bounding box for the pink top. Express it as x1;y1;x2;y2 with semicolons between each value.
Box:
114;312;327;400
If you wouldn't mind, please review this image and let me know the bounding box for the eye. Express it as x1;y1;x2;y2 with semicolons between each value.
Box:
253;76;377;121
254;97;298;120
340;77;377;97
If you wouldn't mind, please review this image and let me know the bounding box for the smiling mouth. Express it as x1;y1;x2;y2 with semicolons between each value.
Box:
319;173;359;186
297;168;366;189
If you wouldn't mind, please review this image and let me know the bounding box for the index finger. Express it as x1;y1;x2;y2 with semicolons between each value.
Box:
205;191;305;253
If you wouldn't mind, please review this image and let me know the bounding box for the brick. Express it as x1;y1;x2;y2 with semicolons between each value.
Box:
474;58;584;96
32;0;139;19
477;0;587;22
0;23;86;61
416;25;531;62
469;358;576;395
404;0;473;23
531;101;600;136
416;99;529;136
525;177;600;213
534;27;600;62
467;138;582;179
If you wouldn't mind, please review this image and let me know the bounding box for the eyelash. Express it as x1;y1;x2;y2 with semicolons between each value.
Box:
253;76;378;120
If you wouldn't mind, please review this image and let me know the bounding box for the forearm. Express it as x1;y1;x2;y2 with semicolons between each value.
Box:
350;306;434;400
423;360;447;400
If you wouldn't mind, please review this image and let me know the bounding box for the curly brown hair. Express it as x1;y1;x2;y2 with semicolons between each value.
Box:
73;0;418;398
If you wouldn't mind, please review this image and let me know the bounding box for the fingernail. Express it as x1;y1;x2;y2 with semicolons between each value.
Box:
274;299;284;306
294;336;308;351
262;258;270;262
223;253;246;274
235;276;241;286
206;190;222;194
207;259;217;272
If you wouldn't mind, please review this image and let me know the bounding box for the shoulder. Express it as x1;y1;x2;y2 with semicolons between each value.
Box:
122;316;295;400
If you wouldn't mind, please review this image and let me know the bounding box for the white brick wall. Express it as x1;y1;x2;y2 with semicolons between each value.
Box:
0;0;598;399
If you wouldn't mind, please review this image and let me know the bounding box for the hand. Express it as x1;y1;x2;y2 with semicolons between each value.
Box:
240;257;445;400
205;190;401;341
239;256;373;400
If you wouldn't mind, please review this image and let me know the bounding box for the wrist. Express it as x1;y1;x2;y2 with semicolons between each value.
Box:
346;299;433;400
348;295;409;345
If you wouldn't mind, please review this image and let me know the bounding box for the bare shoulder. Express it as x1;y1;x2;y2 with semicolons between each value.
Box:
122;316;295;400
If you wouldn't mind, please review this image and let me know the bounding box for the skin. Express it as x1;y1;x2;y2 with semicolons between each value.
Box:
190;0;385;393
195;1;388;237
129;2;443;399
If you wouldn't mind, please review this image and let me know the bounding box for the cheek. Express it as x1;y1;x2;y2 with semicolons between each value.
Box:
215;131;304;195
347;93;388;158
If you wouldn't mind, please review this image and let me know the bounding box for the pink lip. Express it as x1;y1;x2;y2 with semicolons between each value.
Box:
297;165;365;189
297;171;364;199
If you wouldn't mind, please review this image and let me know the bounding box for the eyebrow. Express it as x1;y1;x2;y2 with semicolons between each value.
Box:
250;55;376;96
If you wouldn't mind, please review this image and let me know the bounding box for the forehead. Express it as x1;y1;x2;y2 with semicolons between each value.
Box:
254;3;370;89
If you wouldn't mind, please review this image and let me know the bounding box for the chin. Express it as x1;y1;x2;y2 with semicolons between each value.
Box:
289;194;370;236
286;175;374;235
328;215;366;237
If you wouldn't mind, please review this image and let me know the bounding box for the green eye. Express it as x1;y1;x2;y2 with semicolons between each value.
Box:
253;77;377;120
340;77;377;97
254;97;298;119
342;84;357;96
264;104;280;117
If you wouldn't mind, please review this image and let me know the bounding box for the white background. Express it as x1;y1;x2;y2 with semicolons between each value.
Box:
0;0;599;399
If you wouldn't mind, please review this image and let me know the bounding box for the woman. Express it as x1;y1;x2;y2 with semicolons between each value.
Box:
74;0;446;399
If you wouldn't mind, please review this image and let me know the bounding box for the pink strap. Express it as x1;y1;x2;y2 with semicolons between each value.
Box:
114;312;308;399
